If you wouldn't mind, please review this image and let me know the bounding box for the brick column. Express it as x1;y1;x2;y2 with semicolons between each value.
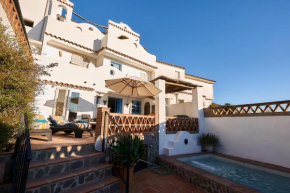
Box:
95;107;110;140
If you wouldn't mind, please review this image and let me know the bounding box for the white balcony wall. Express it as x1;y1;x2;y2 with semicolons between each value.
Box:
102;57;150;81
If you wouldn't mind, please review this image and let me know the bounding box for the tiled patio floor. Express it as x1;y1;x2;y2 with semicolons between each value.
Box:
118;168;205;193
30;132;95;150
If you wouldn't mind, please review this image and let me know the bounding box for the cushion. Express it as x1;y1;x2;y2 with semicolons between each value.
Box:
35;119;47;123
51;116;68;124
77;120;88;123
32;114;50;130
32;122;50;130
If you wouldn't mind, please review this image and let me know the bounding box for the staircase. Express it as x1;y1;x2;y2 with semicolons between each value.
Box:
25;143;120;193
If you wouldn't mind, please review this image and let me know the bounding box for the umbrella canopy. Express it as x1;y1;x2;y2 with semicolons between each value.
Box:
105;77;161;97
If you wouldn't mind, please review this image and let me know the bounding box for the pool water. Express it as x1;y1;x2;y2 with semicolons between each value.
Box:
178;155;290;193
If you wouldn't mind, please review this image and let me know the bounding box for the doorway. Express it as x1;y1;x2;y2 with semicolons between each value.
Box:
108;97;123;113
144;102;150;115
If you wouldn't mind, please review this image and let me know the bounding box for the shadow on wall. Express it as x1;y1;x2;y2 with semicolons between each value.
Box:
43;97;95;113
93;39;101;51
27;20;45;41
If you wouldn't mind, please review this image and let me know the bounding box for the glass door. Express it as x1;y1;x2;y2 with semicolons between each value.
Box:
54;89;68;117
108;97;123;113
68;92;80;121
132;100;141;114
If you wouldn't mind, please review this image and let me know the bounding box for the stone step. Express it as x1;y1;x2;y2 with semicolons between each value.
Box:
25;163;112;193
62;176;120;193
31;143;96;162
28;152;105;181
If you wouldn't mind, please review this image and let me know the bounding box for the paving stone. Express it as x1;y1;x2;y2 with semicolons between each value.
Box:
71;160;83;170
35;168;45;178
39;186;50;193
78;174;85;184
63;178;75;188
85;173;94;182
49;165;64;175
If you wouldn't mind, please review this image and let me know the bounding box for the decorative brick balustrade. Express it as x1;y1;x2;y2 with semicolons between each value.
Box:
166;116;199;134
204;100;290;117
107;113;156;136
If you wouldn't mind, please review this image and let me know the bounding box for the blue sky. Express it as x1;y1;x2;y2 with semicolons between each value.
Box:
71;0;290;105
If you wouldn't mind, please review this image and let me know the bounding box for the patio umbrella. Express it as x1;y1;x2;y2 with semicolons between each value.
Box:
105;77;161;98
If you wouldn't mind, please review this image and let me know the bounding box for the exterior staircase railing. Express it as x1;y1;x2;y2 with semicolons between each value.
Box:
11;114;32;193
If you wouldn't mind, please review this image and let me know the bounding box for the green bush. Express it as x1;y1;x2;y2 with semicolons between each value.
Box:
112;134;145;167
198;133;219;146
0;21;53;152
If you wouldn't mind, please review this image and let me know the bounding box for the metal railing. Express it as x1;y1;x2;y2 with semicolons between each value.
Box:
11;114;32;193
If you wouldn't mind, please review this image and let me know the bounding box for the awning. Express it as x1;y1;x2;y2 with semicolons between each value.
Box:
150;76;202;94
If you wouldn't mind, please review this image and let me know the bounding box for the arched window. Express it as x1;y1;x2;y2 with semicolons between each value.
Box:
56;5;67;21
144;102;150;115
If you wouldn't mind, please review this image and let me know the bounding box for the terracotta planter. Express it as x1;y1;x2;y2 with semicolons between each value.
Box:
113;165;135;188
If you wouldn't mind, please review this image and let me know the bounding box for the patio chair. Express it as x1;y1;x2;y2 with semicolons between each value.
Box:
30;114;52;141
81;114;96;130
48;116;93;138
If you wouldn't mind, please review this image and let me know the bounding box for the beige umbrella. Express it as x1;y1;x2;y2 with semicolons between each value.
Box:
105;77;161;98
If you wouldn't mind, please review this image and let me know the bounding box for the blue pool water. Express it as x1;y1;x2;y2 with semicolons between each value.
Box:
178;155;290;193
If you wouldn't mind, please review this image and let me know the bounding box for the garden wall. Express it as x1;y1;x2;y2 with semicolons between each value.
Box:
205;116;290;168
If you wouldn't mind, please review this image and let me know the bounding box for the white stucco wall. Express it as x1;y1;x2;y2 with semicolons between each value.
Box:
102;57;149;81
166;102;195;117
205;116;290;168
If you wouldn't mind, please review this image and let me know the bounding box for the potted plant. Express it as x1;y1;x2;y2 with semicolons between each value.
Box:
112;134;145;187
198;133;219;152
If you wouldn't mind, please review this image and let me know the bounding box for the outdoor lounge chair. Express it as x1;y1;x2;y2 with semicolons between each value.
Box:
30;115;52;141
48;116;93;138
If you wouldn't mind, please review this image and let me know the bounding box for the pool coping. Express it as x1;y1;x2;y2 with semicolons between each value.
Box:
157;152;290;193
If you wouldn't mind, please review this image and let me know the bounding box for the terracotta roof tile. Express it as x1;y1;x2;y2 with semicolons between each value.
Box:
97;47;157;69
156;60;185;70
45;32;157;69
45;32;97;53
42;80;94;91
109;22;140;38
185;74;216;84
57;0;73;8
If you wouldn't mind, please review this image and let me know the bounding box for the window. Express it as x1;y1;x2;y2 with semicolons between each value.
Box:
23;19;34;27
54;89;68;117
68;92;80;121
56;5;67;21
110;70;115;76
140;73;147;81
118;35;128;40
111;61;122;71
131;100;141;114
175;71;180;79
71;53;88;67
178;99;184;104
165;98;171;106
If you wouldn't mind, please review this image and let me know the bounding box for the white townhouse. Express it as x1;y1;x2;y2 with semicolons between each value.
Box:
19;0;216;155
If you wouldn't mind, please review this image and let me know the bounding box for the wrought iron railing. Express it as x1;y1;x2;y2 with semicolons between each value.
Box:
204;100;290;117
166;116;199;134
11;114;32;193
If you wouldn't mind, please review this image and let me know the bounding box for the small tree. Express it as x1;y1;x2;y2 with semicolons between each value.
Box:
0;21;54;152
